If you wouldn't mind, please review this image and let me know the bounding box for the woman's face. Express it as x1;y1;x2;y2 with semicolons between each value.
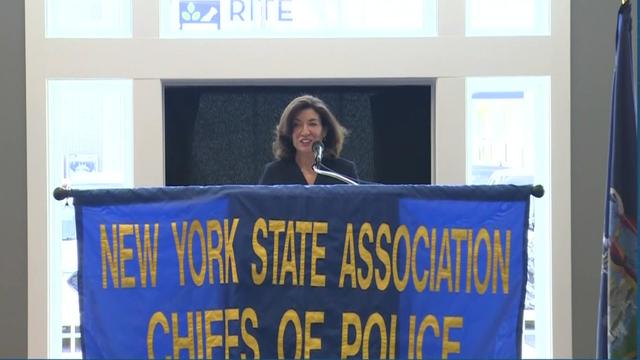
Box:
291;108;326;155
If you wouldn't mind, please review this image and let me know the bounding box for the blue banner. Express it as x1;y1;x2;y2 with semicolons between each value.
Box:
73;185;531;359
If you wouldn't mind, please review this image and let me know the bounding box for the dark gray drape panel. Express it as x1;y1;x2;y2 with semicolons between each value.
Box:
371;87;431;184
164;86;430;185
164;87;202;185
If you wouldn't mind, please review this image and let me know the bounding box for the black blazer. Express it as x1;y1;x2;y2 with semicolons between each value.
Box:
259;157;358;185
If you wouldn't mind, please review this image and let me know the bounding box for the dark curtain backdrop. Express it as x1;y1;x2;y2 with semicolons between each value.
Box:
164;86;430;185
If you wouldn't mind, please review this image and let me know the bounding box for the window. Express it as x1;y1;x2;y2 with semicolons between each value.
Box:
466;0;550;36
46;0;132;38
47;80;134;358
466;76;551;358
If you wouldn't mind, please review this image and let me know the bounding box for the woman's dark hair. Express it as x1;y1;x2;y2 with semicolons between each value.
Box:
272;95;348;160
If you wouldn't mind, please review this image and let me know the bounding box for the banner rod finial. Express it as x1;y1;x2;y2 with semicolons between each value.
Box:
531;185;545;198
53;187;72;201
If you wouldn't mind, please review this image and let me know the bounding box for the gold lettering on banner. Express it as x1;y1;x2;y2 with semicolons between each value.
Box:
404;314;465;359
304;311;324;358
357;222;374;290
407;315;416;359
280;221;298;285
188;220;206;286
135;223;159;288
224;309;240;359
172;221;188;286
339;223;357;288
147;308;263;359
241;307;260;359
251;218;268;285
269;220;286;285
363;313;387;359
310;222;327;287
207;220;224;284
253;219;336;287
442;316;463;359
278;309;302;359
389;314;397;359
341;312;362;358
296;221;312;285
473;228;492;294
412;226;429;292
102;223;161;289
100;224;119;288
451;228;467;293
118;224;136;288
392;225;410;291
204;310;223;359
147;311;169;358
492;229;510;294
429;228;437;291
465;229;473;293
435;229;452;292
195;311;204;359
339;312;400;358
223;218;239;284
172;312;195;359
416;315;439;360
374;223;391;291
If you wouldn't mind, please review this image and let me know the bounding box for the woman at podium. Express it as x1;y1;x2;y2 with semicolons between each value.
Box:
259;95;358;185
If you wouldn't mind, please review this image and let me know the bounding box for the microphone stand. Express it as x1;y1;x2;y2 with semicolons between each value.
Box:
311;141;358;185
312;163;359;185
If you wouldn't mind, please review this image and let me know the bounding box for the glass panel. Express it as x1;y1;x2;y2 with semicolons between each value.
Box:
46;0;132;38
466;0;549;36
47;80;134;358
466;77;551;358
160;0;437;38
62;338;71;353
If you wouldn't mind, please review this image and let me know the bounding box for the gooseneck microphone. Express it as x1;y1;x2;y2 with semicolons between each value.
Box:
312;141;324;165
310;141;359;185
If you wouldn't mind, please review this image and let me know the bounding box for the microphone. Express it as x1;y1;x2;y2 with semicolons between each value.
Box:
312;141;324;164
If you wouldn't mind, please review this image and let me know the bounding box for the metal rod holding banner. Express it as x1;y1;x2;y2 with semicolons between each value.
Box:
53;184;545;200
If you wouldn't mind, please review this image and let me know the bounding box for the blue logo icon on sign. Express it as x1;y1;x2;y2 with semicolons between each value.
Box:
180;1;220;29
